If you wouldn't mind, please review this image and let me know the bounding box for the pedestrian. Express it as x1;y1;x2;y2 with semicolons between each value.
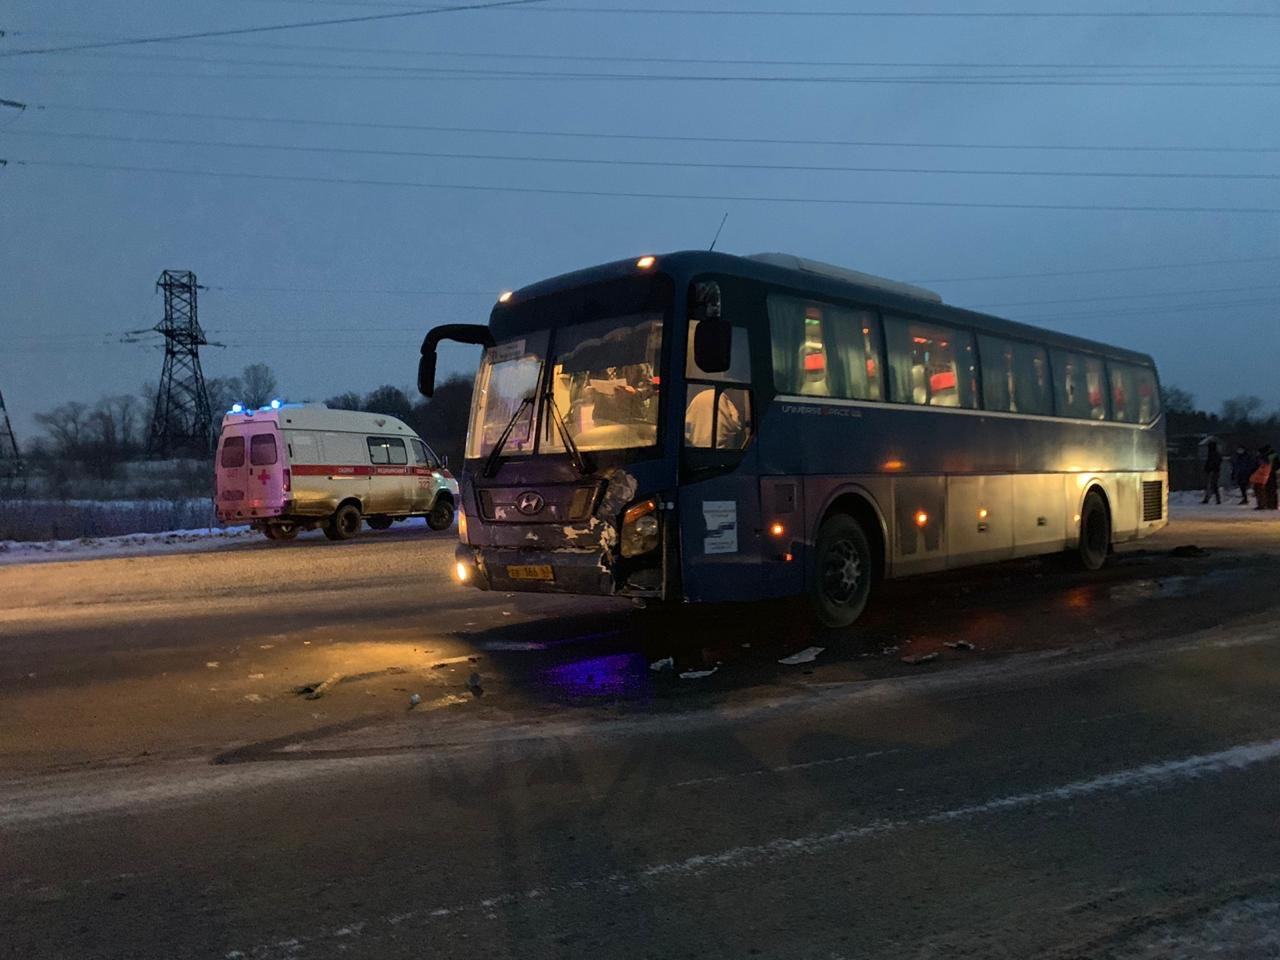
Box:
1250;447;1273;511
1267;446;1280;510
1231;445;1257;505
1201;439;1222;504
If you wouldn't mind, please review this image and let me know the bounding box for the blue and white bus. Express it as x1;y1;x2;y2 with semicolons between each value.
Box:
420;251;1167;628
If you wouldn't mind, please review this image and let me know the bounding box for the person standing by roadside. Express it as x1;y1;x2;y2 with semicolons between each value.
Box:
1267;445;1280;510
1202;439;1223;504
1251;446;1273;511
1232;445;1257;505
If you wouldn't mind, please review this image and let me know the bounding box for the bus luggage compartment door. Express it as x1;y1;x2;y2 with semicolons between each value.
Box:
677;474;765;603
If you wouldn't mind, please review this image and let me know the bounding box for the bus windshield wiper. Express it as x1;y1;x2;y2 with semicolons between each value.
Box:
544;388;589;476
482;395;533;479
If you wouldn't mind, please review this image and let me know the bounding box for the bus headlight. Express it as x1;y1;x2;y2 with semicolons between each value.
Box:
621;498;660;557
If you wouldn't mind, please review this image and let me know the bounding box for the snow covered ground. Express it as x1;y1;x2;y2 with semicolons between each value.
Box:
0;516;439;566
1168;488;1280;522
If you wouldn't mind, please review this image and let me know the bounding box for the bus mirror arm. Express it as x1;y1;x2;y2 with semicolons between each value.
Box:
419;324;494;397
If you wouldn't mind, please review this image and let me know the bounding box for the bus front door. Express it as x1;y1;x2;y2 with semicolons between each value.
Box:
678;383;763;603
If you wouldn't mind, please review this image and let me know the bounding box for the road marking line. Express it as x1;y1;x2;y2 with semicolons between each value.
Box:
232;736;1280;958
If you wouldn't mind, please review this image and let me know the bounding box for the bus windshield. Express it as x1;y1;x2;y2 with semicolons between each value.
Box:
466;312;664;460
541;312;663;454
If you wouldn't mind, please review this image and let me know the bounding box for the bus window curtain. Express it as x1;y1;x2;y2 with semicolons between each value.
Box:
767;295;807;394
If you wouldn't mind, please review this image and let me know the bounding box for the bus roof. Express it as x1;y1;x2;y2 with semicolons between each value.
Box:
494;250;1157;368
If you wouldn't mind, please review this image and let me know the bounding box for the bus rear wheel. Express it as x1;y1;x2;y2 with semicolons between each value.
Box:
1076;490;1111;571
810;514;874;629
325;503;363;541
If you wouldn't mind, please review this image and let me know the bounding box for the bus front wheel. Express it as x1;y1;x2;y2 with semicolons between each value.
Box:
1075;490;1111;571
810;515;874;629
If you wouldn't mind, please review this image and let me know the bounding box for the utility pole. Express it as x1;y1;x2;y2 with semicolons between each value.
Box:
0;387;21;479
146;270;213;457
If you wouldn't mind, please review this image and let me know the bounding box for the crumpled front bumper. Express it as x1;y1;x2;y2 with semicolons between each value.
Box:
455;543;616;595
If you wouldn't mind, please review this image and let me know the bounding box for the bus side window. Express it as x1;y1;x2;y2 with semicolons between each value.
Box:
884;316;977;409
978;336;1052;415
1052;351;1108;420
766;294;882;401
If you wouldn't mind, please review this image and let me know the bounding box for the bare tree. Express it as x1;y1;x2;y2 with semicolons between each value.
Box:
1160;385;1196;416
324;391;363;411
1221;395;1263;425
241;364;278;409
207;376;245;417
34;401;90;458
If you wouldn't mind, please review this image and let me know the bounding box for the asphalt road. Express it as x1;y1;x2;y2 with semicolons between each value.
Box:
3;506;1280;958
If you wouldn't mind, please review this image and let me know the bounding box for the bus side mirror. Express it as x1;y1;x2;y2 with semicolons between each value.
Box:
417;352;437;398
694;319;732;374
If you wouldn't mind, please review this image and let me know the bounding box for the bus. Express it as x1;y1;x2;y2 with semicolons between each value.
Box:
419;251;1167;628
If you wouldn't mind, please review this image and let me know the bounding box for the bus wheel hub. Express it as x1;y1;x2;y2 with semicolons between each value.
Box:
824;541;862;604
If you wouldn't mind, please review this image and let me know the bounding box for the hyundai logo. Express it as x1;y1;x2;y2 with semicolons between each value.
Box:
515;491;545;516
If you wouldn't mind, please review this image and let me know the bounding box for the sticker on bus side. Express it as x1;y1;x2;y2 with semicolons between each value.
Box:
703;500;738;555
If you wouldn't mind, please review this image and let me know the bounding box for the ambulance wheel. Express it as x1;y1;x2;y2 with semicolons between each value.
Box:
366;515;393;531
427;497;455;531
325;503;363;541
271;522;298;541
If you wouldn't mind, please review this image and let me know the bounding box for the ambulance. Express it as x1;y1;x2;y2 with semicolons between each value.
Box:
214;402;458;541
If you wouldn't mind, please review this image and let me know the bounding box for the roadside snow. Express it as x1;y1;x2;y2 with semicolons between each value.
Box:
0;524;256;565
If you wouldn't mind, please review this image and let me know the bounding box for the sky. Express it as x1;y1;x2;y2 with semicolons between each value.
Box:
1;1;1278;440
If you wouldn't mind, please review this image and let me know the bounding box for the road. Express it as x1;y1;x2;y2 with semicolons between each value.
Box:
2;504;1279;958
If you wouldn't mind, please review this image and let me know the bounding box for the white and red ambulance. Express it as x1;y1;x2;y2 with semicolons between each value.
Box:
214;402;458;541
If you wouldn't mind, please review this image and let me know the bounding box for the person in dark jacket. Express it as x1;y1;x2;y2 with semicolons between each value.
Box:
1202;439;1223;504
1231;445;1257;505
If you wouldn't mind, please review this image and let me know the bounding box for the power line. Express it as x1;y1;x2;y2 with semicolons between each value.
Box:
1011;294;1280;324
206;284;493;295
13;128;1280;182
14;157;1280;215
58;39;1280;73
35;103;1280;155
202;2;1280;17
45;47;1280;80
0;0;553;58
9;63;1280;87
913;255;1280;284
975;283;1280;310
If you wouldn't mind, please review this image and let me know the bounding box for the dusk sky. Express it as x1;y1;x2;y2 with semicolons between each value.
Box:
2;1;1278;438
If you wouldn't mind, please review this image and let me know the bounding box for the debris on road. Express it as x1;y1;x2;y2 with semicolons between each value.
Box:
296;673;343;700
205;661;219;669
900;652;940;665
778;646;824;665
431;655;477;669
1171;544;1210;558
881;645;900;656
243;693;265;704
467;672;484;697
679;667;718;680
649;656;675;672
408;693;422;708
247;673;265;681
945;640;976;651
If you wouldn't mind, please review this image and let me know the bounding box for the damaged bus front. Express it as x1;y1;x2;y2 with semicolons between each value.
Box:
421;258;722;600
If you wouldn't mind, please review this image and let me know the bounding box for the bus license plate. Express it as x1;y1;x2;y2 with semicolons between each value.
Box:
507;564;554;582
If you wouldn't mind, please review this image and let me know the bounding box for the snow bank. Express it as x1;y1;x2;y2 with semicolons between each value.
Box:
0;524;256;565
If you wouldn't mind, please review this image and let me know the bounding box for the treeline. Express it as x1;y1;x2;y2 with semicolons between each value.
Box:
19;363;473;493
1164;387;1280;442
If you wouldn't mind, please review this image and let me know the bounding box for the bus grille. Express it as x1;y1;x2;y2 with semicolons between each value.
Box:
1142;481;1163;521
